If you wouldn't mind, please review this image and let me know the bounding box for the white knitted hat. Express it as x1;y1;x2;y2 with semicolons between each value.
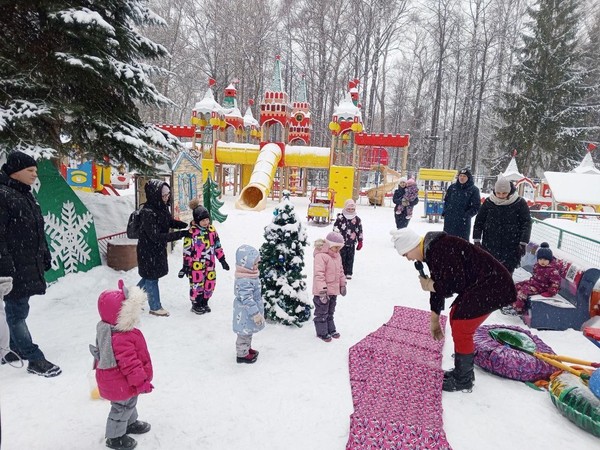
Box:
390;229;421;256
495;177;511;193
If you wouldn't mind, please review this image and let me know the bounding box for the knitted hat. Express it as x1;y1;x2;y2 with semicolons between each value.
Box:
343;199;356;211
536;242;553;261
2;151;37;176
459;167;471;176
325;231;344;248
390;228;421;256
406;178;416;186
193;205;210;223
398;177;407;184
495;177;511;193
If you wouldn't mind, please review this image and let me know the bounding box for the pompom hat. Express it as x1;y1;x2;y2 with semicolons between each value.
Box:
2;151;37;176
325;231;345;248
536;242;553;261
391;228;421;256
189;197;210;223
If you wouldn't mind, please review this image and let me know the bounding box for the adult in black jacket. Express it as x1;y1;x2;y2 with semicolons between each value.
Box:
392;177;409;229
473;177;531;274
0;152;61;377
136;179;187;316
442;168;480;241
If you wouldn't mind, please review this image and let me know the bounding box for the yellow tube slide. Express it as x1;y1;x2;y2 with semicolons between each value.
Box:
235;143;282;211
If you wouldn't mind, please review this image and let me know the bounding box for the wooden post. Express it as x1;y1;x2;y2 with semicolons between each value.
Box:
401;145;409;177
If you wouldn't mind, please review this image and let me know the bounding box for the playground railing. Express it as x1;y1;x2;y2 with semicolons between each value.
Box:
97;231;128;261
530;212;600;267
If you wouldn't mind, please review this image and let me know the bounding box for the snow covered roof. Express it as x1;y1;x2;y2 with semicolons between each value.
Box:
543;171;600;204
243;107;259;128
192;88;223;115
571;152;600;175
333;92;361;120
172;151;201;171
501;157;524;181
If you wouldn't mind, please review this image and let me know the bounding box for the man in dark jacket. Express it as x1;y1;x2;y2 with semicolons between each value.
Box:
136;179;187;316
392;228;516;392
0;152;61;377
442;168;480;241
473;177;532;274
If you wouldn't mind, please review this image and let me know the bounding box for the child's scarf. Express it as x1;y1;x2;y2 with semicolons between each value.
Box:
235;265;259;279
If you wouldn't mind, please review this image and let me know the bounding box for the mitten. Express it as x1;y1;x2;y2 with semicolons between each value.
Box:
253;314;265;326
401;198;409;206
340;286;347;297
319;290;329;304
219;257;230;271
356;241;363;251
178;266;190;278
540;292;554;298
139;381;154;394
0;276;13;297
519;243;527;257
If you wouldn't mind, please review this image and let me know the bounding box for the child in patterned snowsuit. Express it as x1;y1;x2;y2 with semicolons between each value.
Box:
232;245;265;364
397;178;419;219
512;242;561;313
332;199;363;279
180;199;229;315
91;280;153;450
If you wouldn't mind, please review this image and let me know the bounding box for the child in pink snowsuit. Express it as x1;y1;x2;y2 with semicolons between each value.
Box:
513;242;561;313
396;178;419;219
91;280;153;450
312;232;347;342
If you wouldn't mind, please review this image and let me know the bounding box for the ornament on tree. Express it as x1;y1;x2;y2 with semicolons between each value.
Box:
203;173;227;223
259;196;310;326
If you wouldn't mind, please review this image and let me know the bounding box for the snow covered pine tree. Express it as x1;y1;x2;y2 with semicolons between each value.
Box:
258;191;310;326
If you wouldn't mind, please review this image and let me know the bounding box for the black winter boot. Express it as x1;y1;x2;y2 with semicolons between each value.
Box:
106;434;137;450
442;353;475;392
126;420;151;434
443;354;475;381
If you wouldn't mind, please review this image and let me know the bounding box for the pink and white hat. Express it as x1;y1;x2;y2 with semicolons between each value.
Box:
325;231;345;248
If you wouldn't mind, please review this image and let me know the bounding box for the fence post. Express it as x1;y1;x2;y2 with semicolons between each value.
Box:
557;229;563;249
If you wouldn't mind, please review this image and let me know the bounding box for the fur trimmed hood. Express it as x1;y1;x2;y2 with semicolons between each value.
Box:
97;280;147;331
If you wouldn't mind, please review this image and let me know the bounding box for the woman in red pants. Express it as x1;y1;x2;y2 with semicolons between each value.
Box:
391;228;516;392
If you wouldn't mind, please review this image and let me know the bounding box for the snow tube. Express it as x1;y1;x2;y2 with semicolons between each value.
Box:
590;370;600;400
549;371;600;437
474;325;556;382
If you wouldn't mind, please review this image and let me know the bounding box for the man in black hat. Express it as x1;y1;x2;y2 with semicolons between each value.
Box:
442;168;481;241
0;151;61;377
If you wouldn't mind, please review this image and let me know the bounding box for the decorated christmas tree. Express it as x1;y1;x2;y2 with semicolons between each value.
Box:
259;191;310;326
202;173;227;223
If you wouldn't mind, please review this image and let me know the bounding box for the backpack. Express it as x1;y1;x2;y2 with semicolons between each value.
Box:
126;204;144;239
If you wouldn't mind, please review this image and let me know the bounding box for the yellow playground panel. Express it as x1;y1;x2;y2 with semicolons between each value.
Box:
307;187;336;224
417;168;457;198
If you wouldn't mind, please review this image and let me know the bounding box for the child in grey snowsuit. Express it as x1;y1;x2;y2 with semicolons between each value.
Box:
0;276;22;366
232;245;265;364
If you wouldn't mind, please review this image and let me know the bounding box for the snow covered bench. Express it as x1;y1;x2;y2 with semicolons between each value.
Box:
517;243;600;331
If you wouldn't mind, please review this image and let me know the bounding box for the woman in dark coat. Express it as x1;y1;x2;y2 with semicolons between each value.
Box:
473;177;531;274
442;168;481;241
136;179;187;316
392;228;516;392
392;177;409;229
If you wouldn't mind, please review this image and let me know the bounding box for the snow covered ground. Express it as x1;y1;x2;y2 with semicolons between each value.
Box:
1;192;599;450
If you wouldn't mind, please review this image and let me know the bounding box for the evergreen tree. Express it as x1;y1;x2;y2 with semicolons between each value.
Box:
203;173;227;223
258;191;310;327
0;1;180;169
495;0;594;176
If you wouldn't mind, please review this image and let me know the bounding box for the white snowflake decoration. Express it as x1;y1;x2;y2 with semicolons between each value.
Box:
44;200;94;274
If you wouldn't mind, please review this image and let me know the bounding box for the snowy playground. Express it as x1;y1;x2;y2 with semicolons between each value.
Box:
1;191;599;450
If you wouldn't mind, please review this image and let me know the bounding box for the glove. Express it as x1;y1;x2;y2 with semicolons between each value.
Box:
178;266;190;278
402;198;409;206
340;286;347;297
519;243;527;257
419;276;435;292
356;241;363;251
253;314;265;326
219;257;230;271
139;381;154;394
540;292;554;298
319;291;329;304
0;276;13;297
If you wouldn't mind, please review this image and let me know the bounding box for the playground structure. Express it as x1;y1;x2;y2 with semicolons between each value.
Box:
160;59;410;212
416;168;458;223
61;159;122;196
307;187;336;223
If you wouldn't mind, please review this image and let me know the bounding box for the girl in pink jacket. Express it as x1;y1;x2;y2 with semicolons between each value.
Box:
91;280;153;450
312;232;347;342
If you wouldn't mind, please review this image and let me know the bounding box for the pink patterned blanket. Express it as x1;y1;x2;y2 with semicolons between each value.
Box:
346;306;452;449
